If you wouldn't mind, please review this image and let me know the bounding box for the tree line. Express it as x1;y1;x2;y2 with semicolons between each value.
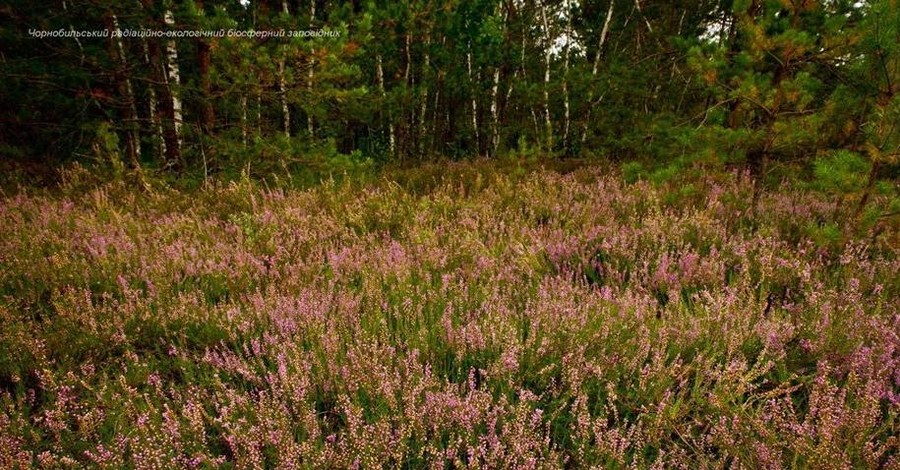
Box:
1;0;898;182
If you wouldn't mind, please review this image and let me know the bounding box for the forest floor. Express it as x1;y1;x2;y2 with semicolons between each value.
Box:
1;162;898;468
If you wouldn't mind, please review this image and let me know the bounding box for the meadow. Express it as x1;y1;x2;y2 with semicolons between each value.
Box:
1;162;898;468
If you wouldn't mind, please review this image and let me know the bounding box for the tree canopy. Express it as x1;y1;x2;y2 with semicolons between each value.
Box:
2;0;898;184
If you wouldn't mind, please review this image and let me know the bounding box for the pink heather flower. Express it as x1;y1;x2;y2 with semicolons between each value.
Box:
147;373;161;388
500;348;519;373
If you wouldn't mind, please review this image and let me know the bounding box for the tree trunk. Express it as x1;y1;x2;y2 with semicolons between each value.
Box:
376;54;395;156
419;47;430;156
405;32;412;160
147;34;180;166
278;0;291;138
136;0;177;165
256;91;262;137
140;37;163;160
432;48;442;154
307;58;315;137
581;0;614;146
106;13;141;168
163;8;183;166
197;41;214;134
467;44;479;154
196;0;214;135
539;0;553;151
491;67;500;155
241;94;248;145
633;0;653;34
561;0;572;153
278;62;290;138
308;0;316;137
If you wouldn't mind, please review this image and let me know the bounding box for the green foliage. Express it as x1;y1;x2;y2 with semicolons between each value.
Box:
813;150;870;195
92;121;120;158
649;162;682;186
805;221;844;250
2;0;898;184
621;161;645;184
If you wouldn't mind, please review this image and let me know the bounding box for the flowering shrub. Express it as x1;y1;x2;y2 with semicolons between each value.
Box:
0;165;897;468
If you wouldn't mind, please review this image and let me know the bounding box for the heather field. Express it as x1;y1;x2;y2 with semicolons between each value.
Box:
1;163;899;469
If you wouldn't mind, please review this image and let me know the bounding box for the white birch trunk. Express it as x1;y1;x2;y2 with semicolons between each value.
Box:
376;54;395;155
406;33;412;158
279;0;290;138
634;0;654;34
490;67;500;154
405;34;411;83
581;0;615;145
135;0;163;158
63;0;84;63
141;38;164;157
432;86;440;138
278;60;290;137
256;91;262;137
419;49;430;155
561;0;572;151
307;0;316;136
467;46;479;151
241;94;248;145
164;9;182;150
307;56;315;136
111;13;140;163
539;0;552;150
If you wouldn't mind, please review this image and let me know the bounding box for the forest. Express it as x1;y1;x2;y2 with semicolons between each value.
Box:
2;0;897;181
1;0;899;468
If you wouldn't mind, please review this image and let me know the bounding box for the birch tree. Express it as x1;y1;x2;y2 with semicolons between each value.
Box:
538;0;553;150
106;12;141;167
581;0;614;146
164;6;183;165
376;54;395;156
278;0;291;138
561;0;573;152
